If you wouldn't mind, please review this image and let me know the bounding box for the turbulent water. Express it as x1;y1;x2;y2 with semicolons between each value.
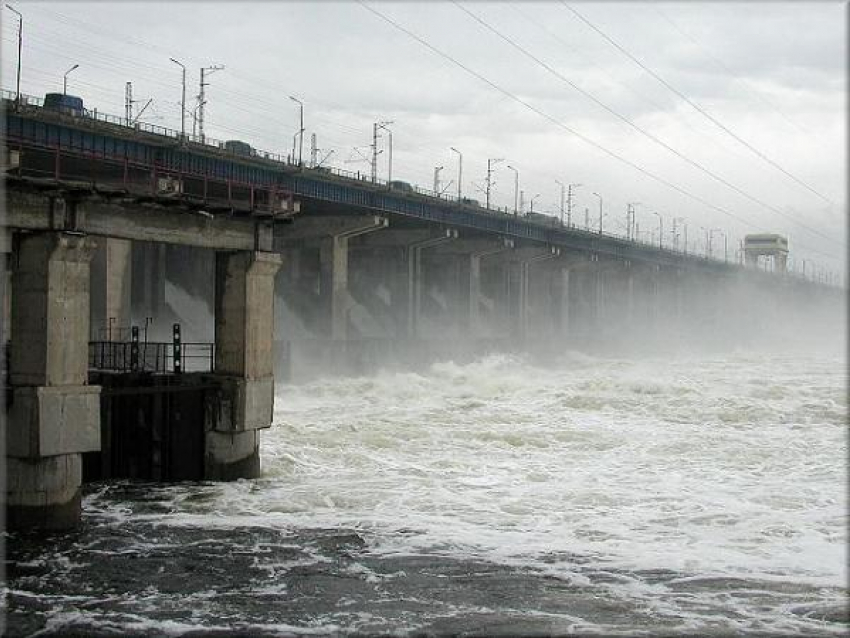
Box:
4;350;848;636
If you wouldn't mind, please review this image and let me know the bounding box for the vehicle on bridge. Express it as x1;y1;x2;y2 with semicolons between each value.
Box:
389;180;414;193
43;92;84;116
223;139;254;156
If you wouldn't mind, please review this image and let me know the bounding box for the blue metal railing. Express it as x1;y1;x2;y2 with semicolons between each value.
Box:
3;88;736;270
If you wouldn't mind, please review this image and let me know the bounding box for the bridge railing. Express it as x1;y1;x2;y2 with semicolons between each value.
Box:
4;89;754;271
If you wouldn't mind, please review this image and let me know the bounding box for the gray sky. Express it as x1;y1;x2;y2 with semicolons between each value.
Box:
2;2;846;278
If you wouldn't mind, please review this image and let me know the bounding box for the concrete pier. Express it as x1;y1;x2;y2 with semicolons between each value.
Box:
209;250;282;479
6;232;101;529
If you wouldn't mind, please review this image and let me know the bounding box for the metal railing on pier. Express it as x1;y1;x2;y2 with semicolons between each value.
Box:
88;323;214;374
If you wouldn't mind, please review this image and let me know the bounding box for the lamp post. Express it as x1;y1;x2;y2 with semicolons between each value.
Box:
289;95;304;167
507;165;519;215
450;146;462;200
169;57;186;139
652;211;663;249
592;192;603;234
567;183;582;227
6;5;22;108
626;202;641;241
191;100;205;137
529;193;541;214
63;63;79;95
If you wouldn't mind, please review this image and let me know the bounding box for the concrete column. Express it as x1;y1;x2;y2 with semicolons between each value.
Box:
6;232;101;530
132;241;165;321
90;237;132;339
553;266;571;335
210;250;282;480
319;235;349;341
405;232;456;337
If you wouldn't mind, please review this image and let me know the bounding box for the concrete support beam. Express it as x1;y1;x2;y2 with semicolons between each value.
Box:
274;215;389;244
6;231;101;530
7;191;270;251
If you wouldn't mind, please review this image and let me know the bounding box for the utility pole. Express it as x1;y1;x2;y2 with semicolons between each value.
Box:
672;217;685;251
125;81;133;123
626;202;641;240
567;183;582;228
198;64;224;143
555;180;566;225
372;121;393;182
592;192;603;235
289;95;304;166
584;207;589;230
485;158;504;209
7;4;22;109
450;147;463;200
310;133;317;168
530;193;540;214
507;165;519;215
433;165;443;193
652;212;663;249
169;57;186;139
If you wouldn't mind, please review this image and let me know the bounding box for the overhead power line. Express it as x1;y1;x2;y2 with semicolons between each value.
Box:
561;2;835;206
356;1;840;261
650;6;814;138
452;2;841;248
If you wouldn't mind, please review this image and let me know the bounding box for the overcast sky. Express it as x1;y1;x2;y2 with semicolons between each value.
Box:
2;2;846;278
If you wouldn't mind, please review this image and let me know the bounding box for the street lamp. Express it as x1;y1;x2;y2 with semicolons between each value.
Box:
169;57;186;139
63;63;79;95
450;147;463;200
289;95;304;167
652;211;663;249
506;165;519;216
191;100;206;137
6;5;22;108
592;192;603;235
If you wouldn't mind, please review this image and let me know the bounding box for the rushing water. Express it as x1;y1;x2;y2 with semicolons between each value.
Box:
3;350;847;636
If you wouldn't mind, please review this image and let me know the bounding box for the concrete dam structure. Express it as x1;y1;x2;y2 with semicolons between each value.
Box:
2;95;841;531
